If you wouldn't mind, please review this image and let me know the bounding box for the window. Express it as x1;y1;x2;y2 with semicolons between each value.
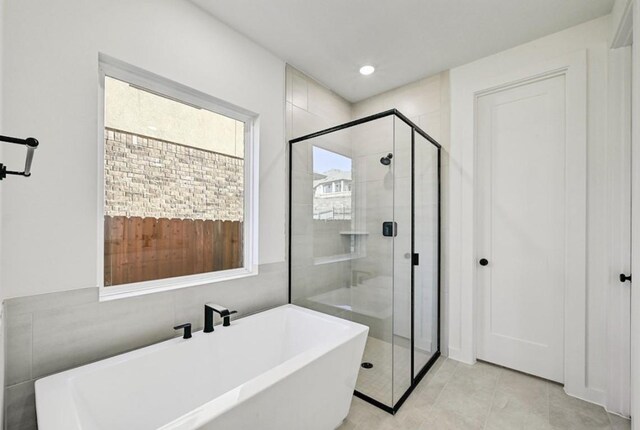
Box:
99;56;257;298
312;147;352;220
311;146;362;264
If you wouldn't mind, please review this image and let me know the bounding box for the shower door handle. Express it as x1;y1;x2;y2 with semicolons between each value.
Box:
382;221;397;237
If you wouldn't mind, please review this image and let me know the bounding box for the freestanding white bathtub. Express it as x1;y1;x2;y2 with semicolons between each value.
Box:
35;304;368;430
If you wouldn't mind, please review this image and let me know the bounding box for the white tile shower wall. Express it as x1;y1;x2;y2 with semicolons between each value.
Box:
1;0;287;428
286;65;450;353
286;65;355;301
352;73;451;356
3;262;286;430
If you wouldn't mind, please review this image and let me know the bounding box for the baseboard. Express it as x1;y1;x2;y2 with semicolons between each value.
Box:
564;385;606;408
605;408;631;420
446;350;610;411
446;347;474;365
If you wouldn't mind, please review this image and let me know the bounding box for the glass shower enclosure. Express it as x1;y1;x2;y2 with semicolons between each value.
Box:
288;109;440;413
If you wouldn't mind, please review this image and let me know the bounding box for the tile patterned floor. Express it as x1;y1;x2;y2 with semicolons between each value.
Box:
356;336;431;405
339;357;631;430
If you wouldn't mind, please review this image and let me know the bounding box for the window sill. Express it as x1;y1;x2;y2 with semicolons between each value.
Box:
99;266;259;302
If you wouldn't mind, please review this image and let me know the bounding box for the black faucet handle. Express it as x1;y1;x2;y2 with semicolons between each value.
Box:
223;310;238;327
174;322;192;339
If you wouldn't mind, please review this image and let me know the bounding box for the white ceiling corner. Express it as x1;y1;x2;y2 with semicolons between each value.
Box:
190;0;614;102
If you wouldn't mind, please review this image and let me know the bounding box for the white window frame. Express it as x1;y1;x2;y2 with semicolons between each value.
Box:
97;54;259;301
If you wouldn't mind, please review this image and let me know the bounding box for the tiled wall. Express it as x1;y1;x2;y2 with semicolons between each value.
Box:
3;262;286;430
286;65;353;140
353;72;451;355
287;65;451;353
286;65;355;303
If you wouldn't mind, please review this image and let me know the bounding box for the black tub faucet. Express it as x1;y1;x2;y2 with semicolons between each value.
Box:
174;322;192;339
204;303;238;333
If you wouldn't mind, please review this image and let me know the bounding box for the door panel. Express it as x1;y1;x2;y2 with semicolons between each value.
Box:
477;75;566;382
414;133;439;377
392;118;412;404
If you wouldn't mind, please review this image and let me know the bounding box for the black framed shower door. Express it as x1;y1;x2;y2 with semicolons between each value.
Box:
287;109;441;415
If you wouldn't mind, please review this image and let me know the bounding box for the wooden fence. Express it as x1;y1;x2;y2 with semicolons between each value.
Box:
104;216;243;286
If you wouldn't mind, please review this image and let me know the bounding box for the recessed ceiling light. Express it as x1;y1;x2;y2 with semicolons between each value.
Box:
359;65;375;76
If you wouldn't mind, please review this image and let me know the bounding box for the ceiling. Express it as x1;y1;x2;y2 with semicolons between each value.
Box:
191;0;614;102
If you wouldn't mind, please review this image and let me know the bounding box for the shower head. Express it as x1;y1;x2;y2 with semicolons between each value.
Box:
380;153;393;166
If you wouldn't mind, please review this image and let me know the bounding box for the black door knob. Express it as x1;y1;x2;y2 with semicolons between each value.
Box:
620;273;631;283
479;258;489;266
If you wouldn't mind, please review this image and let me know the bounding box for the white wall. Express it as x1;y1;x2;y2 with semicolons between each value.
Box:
449;16;611;405
0;0;5;422
0;0;285;299
2;3;286;427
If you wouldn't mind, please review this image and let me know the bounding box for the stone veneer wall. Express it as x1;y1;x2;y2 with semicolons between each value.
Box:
104;128;244;221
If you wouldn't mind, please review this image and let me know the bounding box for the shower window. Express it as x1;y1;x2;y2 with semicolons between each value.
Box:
310;146;363;264
98;56;258;299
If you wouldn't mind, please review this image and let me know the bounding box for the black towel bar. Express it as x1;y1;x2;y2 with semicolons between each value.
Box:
0;134;39;180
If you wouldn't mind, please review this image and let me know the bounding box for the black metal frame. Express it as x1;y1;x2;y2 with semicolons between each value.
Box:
287;109;442;415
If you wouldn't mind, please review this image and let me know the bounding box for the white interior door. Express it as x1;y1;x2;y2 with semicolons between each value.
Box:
476;74;566;382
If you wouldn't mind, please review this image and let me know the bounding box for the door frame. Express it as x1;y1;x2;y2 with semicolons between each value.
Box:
631;1;640;427
609;0;635;421
606;45;632;417
449;49;589;399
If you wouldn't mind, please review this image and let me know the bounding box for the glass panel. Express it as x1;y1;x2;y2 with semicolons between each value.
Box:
103;76;245;287
392;119;413;404
414;133;439;376
290;116;395;407
290;114;440;409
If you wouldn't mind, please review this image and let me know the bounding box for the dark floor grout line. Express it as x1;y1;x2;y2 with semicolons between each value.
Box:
480;366;503;429
545;377;551;424
428;357;458;411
